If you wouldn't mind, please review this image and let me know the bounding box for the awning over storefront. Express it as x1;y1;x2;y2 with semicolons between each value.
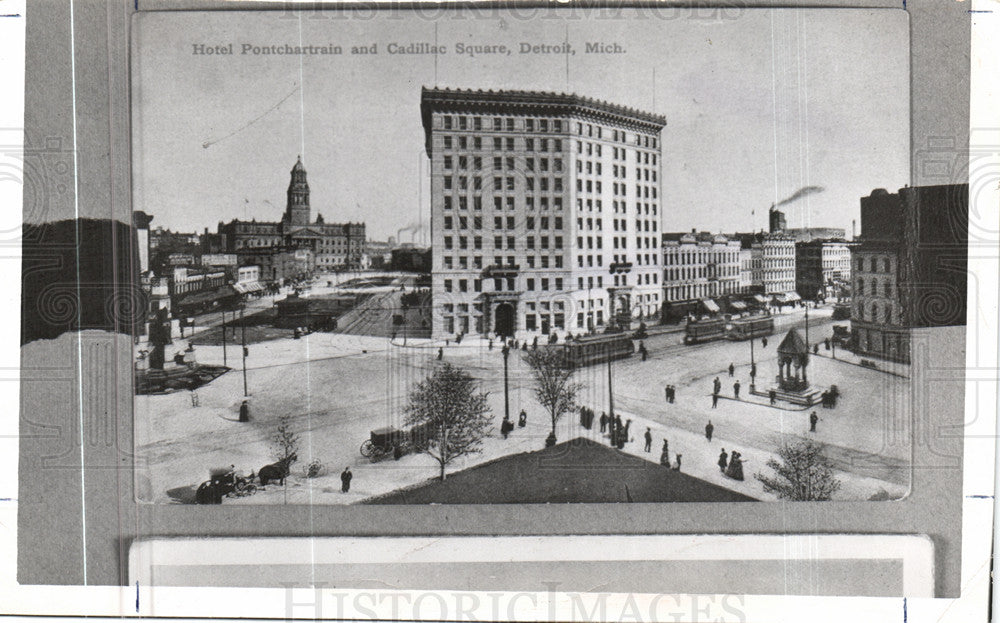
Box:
752;294;769;304
701;299;720;313
233;281;265;294
727;300;747;311
784;291;802;303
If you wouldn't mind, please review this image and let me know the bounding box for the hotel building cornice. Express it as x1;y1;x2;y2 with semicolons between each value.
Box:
421;87;667;155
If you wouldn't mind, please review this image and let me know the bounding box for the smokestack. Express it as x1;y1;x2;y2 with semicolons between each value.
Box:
852;219;857;240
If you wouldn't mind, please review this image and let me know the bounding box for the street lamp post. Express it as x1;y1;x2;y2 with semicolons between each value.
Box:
607;348;615;419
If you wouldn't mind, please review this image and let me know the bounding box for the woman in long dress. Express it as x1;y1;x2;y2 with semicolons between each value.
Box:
725;451;745;481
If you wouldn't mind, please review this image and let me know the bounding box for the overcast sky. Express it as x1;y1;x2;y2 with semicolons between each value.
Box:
133;7;909;242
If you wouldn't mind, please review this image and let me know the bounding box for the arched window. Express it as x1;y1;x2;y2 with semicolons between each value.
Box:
871;303;879;322
870;257;878;272
884;258;891;272
857;279;864;295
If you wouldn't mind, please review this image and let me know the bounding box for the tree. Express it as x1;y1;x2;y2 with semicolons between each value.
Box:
404;363;493;481
270;414;301;464
754;440;842;501
523;348;582;446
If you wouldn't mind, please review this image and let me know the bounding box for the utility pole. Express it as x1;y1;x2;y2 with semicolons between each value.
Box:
502;345;510;425
607;347;615;418
221;309;227;366
240;305;248;397
805;303;810;347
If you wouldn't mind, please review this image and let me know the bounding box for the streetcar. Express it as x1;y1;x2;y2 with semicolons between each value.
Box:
683;318;727;344
554;333;635;367
726;316;774;341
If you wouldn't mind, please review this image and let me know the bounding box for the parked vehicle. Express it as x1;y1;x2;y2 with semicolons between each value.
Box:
360;422;436;462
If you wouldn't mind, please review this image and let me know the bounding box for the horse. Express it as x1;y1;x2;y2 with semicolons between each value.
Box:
258;453;297;487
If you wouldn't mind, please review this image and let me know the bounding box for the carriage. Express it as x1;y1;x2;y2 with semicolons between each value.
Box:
194;466;257;504
360;422;436;462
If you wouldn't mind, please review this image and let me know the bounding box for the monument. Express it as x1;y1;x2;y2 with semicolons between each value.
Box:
751;328;824;406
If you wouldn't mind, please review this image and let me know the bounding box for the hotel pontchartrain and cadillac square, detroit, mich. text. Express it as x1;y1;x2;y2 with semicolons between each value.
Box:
190;41;626;56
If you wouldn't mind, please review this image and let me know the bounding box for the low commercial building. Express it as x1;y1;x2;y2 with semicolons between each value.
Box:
795;239;854;301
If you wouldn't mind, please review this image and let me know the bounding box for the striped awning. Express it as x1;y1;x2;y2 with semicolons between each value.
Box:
233;281;265;294
701;298;720;313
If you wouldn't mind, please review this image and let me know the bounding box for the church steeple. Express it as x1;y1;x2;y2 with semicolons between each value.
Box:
285;155;311;226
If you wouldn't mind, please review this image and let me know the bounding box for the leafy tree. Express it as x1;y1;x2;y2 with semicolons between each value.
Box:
754;440;842;501
270;414;301;465
404;363;493;481
523;348;583;445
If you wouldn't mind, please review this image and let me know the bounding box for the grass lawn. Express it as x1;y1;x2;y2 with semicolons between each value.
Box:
364;437;757;504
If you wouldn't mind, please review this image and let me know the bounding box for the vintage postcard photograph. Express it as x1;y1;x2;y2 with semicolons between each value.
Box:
129;6;957;508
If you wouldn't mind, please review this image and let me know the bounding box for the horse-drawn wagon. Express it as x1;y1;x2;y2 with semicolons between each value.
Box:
360;422;436;462
194;466;257;504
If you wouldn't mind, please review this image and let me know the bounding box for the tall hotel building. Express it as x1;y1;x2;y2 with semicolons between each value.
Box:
421;88;666;339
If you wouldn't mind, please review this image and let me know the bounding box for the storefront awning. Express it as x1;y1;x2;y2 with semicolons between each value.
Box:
752;294;769;304
701;299;720;313
784;292;802;302
234;281;265;294
728;300;747;311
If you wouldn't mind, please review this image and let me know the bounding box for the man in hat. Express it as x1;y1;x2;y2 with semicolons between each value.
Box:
341;467;353;493
718;449;729;473
705;420;714;442
239;399;250;422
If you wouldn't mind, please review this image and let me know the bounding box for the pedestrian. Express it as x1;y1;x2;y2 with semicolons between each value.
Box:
518;409;527;428
713;376;721;395
533;336;539;350
824;338;830;350
614;414;623;432
672;454;683;472
809;411;819;433
813;343;819;355
644;427;652;452
599;411;608;433
733;380;741;400
437;347;443;361
718;449;729;473
660;439;670;466
239;399;250;422
705;420;714;442
501;414;513;439
341;467;352;493
750;363;757;380
711;392;719;409
762;337;768;348
668;385;676;404
769;389;776;405
489;339;494;351
728;363;734;377
665;385;670;403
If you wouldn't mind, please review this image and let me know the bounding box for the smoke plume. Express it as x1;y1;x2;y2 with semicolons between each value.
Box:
772;185;825;209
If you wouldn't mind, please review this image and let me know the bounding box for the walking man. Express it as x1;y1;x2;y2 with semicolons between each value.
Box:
733;380;741;400
728;363;735;377
644;428;652;452
599;411;608;433
809;411;819;433
341;467;352;493
665;385;670;403
718;449;729;473
762;337;768;348
750;363;757;381
711;392;719;409
713;376;721;395
769;388;777;405
705;420;714;442
239;399;250;423
437;347;443;361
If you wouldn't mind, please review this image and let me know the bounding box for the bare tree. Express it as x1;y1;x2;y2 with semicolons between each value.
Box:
754;440;842;501
523;348;582;446
270;414;301;464
404;363;492;481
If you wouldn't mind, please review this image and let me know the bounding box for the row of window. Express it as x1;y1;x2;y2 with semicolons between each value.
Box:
443;215;565;231
441;116;566;133
442;235;565;251
855;278;895;297
857;256;893;273
443;196;567;211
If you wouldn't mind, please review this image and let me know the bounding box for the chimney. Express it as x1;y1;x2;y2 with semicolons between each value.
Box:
852;219;857;240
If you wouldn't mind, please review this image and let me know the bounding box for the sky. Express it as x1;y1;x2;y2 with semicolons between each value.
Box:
133;7;910;242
